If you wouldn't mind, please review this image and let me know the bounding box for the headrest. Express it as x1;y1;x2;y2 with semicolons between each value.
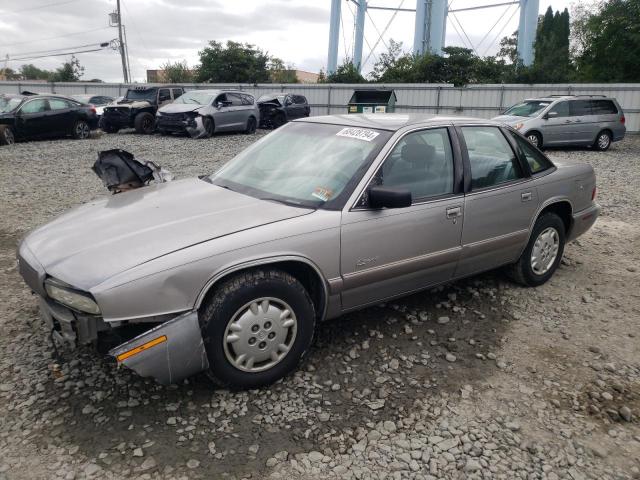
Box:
401;143;435;164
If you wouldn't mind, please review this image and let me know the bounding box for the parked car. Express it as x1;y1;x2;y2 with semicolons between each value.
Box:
156;89;259;138
493;95;625;150
70;94;115;117
17;114;600;388
257;93;310;128
101;85;185;134
0;93;98;145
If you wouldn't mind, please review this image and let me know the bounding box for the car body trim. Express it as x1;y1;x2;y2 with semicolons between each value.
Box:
461;229;529;258
341;246;461;291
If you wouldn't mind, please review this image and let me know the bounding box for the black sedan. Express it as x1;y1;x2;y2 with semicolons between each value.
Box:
0;93;99;145
257;93;310;128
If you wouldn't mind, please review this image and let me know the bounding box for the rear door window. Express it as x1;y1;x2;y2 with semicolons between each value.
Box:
171;89;183;100
226;93;243;107
461;126;523;190
293;95;307;104
158;89;171;102
240;94;254;106
49;98;72;110
570;100;592;117
508;131;554;174
590;100;618;115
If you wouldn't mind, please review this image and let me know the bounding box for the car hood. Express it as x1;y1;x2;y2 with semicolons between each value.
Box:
23;178;313;290
492;114;531;124
158;103;206;114
106;100;152;109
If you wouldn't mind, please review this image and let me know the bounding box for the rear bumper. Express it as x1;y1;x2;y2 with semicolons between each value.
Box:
568;202;601;241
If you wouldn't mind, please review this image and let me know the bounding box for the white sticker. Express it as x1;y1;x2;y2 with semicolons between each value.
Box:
362;106;373;113
336;127;380;142
375;105;386;113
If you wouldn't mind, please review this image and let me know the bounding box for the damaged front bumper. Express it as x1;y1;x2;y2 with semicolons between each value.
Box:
157;115;208;138
109;311;209;385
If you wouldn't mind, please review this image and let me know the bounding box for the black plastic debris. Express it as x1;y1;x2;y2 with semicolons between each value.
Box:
92;149;171;194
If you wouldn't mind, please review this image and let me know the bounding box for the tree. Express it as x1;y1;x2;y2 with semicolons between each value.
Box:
370;39;405;81
268;58;298;83
20;64;52;80
50;56;84;82
326;59;366;83
572;0;640;82
160;60;193;83
497;32;518;64
529;7;573;82
197;40;270;83
0;68;21;80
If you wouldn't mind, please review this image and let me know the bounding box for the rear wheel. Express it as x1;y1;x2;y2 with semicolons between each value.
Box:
0;126;15;145
525;131;542;149
594;130;612;151
134;112;155;134
200;269;315;389
72;120;90;139
507;213;565;287
245;117;257;134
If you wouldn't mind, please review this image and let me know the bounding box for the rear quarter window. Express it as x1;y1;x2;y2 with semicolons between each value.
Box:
508;130;554;174
591;100;618;115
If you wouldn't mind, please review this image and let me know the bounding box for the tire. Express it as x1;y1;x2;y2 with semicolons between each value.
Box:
101;121;119;134
134;112;155;134
594;130;612;151
507;213;566;287
200;269;315;389
203;117;215;138
72;120;90;140
525;131;542;149
0;126;15;145
245;116;257;134
272;113;286;129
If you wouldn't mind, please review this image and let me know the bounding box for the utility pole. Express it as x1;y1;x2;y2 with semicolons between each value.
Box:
111;0;129;83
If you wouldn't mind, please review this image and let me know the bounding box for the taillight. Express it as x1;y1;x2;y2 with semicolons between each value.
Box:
620;115;625;125
592;186;597;201
89;104;97;115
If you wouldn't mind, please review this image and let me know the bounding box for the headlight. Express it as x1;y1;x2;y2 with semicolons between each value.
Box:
514;122;524;130
44;278;101;315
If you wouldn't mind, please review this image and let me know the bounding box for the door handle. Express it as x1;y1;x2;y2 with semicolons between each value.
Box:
446;206;462;218
521;192;532;202
564;120;572;124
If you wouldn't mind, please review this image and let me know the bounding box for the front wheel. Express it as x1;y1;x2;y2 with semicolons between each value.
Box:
134;112;155;134
200;269;315;389
525;131;542;149
0;126;15;145
594;130;612;151
507;213;565;287
72;120;90;139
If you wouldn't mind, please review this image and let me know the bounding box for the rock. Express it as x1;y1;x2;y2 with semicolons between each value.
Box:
308;451;323;462
186;459;200;469
166;417;177;425
140;457;157;471
601;392;613;401
619;406;632;422
506;422;521;431
133;447;144;457
437;316;450;324
389;358;400;370
464;458;481;472
383;421;397;433
445;353;457;363
248;444;260;454
318;412;331;421
84;464;101;476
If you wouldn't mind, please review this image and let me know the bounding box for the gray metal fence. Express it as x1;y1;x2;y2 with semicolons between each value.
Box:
2;81;639;132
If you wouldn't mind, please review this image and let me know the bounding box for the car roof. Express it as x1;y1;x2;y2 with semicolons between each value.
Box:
525;95;613;102
297;113;498;131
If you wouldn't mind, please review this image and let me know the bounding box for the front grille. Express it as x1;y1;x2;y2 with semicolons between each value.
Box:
160;112;188;121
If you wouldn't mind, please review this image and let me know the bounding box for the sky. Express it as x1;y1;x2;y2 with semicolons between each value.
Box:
0;0;579;82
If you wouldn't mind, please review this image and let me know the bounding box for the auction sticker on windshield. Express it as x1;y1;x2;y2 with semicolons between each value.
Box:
336;127;380;142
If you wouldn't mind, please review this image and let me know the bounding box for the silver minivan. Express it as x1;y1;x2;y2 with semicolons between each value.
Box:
493;95;626;150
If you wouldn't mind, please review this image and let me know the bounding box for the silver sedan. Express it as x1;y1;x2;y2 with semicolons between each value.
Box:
17;114;600;388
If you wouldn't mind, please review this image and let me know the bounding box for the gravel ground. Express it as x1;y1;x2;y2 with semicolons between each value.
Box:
0;129;639;480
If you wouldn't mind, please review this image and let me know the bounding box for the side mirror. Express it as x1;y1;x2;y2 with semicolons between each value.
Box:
368;186;412;209
544;111;557;120
216;102;224;109
285;99;293;106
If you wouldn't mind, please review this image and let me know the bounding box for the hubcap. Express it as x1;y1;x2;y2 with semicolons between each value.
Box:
223;297;297;373
598;134;610;149
527;134;539;147
76;122;89;138
530;227;559;275
143;117;152;130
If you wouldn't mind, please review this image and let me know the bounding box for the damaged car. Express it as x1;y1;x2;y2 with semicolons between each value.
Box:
18;114;600;389
100;85;185;134
257;93;310;128
156;89;259;138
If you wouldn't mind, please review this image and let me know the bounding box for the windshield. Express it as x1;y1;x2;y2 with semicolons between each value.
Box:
174;91;215;105
0;97;23;113
125;89;156;101
504;101;551;117
210;122;391;208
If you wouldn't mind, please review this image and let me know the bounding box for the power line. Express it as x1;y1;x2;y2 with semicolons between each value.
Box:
0;27;111;49
449;11;478;55
476;4;513;52
7;46;109;62
10;42;109;58
362;0;406;68
1;0;81;15
482;4;519;57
